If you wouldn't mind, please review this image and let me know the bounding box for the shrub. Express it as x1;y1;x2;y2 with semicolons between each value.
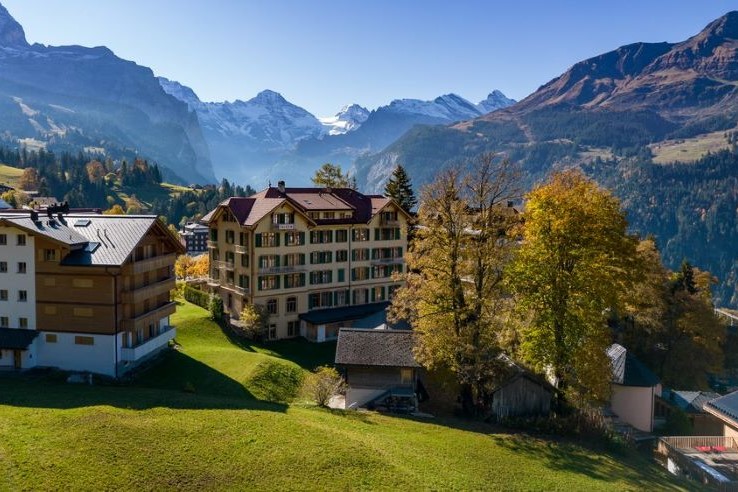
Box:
183;285;210;309
172;281;186;300
307;366;346;407
209;295;224;321
664;408;692;435
248;360;304;403
236;304;270;340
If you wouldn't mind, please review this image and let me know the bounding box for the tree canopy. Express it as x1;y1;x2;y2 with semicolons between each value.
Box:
384;165;417;213
311;163;351;188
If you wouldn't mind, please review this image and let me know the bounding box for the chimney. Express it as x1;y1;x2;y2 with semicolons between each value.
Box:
277;180;285;193
30;210;38;222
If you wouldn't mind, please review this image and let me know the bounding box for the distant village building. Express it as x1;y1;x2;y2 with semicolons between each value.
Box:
0;208;184;377
656;389;723;435
335;327;421;411
607;343;662;432
704;390;738;438
180;221;209;254
202;181;410;340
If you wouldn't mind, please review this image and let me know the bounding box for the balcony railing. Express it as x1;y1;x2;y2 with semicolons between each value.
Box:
207;240;218;249
257;265;306;274
122;302;177;332
222;284;250;296
380;217;400;226
120;325;176;362
214;260;235;271
123;253;176;275
370;257;403;265
234;244;247;254
122;276;176;304
207;277;220;287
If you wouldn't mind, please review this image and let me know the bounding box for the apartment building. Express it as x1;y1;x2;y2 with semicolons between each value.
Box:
0;209;184;377
203;182;410;341
180;221;209;254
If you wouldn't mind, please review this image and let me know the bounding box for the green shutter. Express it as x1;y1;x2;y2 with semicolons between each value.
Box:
257;277;262;291
275;233;281;247
328;271;333;283
300;273;305;287
395;227;401;240
275;276;281;289
351;269;356;281
351;250;356;261
374;228;380;241
352;290;356;305
258;256;264;268
338;269;344;283
299;231;305;245
371;288;376;302
275;255;280;267
308;294;314;309
255;233;262;247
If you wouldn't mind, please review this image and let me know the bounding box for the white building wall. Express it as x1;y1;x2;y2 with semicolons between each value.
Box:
611;384;659;432
36;332;122;377
0;226;36;330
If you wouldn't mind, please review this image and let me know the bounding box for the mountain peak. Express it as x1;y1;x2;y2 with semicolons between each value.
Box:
252;89;287;104
0;3;28;48
701;11;738;40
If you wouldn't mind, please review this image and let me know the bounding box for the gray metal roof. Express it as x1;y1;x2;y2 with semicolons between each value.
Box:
1;216;89;246
335;328;420;368
705;390;738;423
663;389;721;414
61;215;160;266
607;343;660;387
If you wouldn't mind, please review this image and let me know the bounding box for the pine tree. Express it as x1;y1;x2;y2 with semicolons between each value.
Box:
384;165;417;213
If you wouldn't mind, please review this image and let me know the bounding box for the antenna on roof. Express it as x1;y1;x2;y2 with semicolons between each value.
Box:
96;228;108;248
103;228;114;248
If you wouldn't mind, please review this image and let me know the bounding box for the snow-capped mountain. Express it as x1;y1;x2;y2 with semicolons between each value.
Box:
319;104;370;135
477;90;517;114
385;93;484;120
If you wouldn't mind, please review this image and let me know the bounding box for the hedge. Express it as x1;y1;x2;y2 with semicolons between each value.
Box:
184;285;210;309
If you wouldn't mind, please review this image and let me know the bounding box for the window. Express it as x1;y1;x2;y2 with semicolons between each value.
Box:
285;231;304;246
73;307;94;317
286;296;297;313
258;275;280;291
352;249;370;261
382;211;399;223
17;262;26;274
44;305;57;315
287;320;300;337
238;274;250;289
353;288;369;305
335;229;348;242
284;273;305;289
239;232;246;246
256;232;279;247
45;334;57;343
310;251;332;264
258;255;279;270
376;227;401;241
352;228;369;241
335;289;349;307
322;211;335;219
16;234;26;246
0;234;6;245
0;261;5;272
0;290;6;301
273;212;295;225
269;324;277;339
309;292;334;310
209;229;218;241
72;278;93;288
266;299;278;315
400;368;413;385
241;253;249;267
225;230;235;244
19;317;27;328
335;250;348;262
44;249;57;261
372;286;386;302
74;336;94;346
283;253;305;267
310;230;333;244
310;270;333;285
0;316;7;327
18;290;27;302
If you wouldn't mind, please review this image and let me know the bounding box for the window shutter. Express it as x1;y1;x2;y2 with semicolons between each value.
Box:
298;231;305;245
351;229;356;241
338;269;344;283
275;255;280;267
255;233;262;247
333;291;338;305
327;230;333;242
351;250;356;261
258;256;264;268
395;228;401;240
328;271;333;283
300;273;305;287
308;294;314;309
352;290;356;305
371;288;376;302
374;228;379;241
275;276;281;289
275;233;281;247
257;278;262;291
351;268;356;281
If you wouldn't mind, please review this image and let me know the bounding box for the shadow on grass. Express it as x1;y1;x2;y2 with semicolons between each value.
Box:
256;338;337;371
0;351;287;413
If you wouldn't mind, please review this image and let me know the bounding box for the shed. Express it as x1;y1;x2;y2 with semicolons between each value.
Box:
335;328;421;411
489;356;554;420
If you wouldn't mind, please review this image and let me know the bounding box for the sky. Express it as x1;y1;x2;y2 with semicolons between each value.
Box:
2;1;736;116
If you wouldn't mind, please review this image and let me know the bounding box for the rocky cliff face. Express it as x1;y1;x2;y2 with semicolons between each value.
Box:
0;3;215;184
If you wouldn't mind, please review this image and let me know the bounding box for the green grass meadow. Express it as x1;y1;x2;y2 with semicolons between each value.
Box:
0;301;688;490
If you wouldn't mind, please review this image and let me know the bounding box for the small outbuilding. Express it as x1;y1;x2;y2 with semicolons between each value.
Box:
488;356;554;420
608;343;661;432
335;328;421;411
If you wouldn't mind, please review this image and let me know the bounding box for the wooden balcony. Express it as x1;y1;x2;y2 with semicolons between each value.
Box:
122;276;176;304
123;253;176;275
370;257;403;265
122;302;177;332
257;265;306;274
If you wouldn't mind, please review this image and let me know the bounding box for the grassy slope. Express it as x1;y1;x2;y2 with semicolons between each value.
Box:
0;163;23;188
650;130;732;164
0;302;686;491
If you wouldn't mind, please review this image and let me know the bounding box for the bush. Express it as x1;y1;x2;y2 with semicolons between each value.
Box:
307;366;346;407
248;361;304;403
172;281;185;300
184;285;210;309
209;295;224;321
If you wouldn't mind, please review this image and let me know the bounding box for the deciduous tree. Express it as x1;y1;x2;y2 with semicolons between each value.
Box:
311;163;351;188
508;169;638;406
390;153;521;416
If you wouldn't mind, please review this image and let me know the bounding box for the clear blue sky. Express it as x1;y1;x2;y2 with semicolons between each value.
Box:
2;1;735;116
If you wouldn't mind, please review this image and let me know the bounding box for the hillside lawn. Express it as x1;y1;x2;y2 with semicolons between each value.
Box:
0;163;23;188
0;301;689;490
649;130;732;164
